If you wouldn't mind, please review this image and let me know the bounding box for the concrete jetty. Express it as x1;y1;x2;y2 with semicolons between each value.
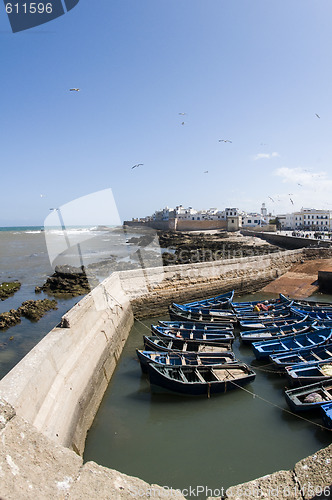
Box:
261;258;332;298
0;247;331;498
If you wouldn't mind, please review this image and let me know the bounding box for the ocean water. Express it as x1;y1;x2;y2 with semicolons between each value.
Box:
0;225;156;378
1;228;331;497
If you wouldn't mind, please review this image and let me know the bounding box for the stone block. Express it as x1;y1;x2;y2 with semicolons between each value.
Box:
67;460;186;499
217;470;298;499
294;444;332;500
0;414;82;499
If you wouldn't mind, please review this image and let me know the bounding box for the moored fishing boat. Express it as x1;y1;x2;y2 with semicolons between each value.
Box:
158;320;234;331
231;293;291;313
291;307;332;321
147;362;256;396
235;303;293;319
269;343;332;369
143;335;233;353
168;304;237;324
321;402;332;429
136;350;236;374
280;293;332;311
151;324;235;343
284;379;332;412
175;290;234;310
239;319;314;344
251;328;332;360
239;310;307;330
285;360;332;386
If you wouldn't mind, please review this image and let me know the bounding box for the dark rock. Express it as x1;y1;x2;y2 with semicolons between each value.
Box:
35;265;98;297
0;309;21;329
17;299;58;322
0;281;21;300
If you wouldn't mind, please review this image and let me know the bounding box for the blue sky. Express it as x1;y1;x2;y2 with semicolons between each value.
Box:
1;0;332;225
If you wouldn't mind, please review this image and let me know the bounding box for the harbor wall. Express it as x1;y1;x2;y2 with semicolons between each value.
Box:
241;229;332;250
0;247;331;498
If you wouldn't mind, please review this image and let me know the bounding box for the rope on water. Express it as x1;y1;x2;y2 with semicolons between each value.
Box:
230;380;332;432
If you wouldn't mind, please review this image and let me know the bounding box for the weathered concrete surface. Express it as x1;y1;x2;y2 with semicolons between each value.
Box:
0;398;185;500
207;444;332;499
0;273;134;456
261;258;332;298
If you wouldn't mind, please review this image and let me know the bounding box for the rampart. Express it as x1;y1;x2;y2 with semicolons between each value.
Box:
0;248;331;499
241;229;332;250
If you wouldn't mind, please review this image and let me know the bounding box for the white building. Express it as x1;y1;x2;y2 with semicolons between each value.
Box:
292;208;332;230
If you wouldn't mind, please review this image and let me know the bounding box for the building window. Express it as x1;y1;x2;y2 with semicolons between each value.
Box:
248;220;251;223
231;219;234;223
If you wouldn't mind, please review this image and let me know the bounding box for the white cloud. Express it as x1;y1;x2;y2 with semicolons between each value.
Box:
270;167;332;212
254;152;280;160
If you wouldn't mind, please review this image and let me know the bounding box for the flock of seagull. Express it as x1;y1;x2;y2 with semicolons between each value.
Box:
68;88;322;206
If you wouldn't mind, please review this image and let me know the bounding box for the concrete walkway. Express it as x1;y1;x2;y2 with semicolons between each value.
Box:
261;258;332;298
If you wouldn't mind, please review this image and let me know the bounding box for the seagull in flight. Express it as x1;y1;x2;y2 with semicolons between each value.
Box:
181;121;186;125
204;170;209;174
268;196;274;203
179;112;186;115
69;88;80;92
290;197;294;205
219;139;232;143
315;113;320;119
132;163;144;169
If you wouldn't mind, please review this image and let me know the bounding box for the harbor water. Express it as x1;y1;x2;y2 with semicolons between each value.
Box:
83;307;332;497
0;228;331;497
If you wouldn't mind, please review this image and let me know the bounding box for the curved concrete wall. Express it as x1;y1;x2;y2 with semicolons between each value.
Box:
0;248;331;499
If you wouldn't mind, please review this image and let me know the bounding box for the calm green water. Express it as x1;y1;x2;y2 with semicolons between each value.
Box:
1;229;331;497
83;293;332;498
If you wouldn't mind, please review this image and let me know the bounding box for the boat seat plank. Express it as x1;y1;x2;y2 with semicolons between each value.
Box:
320;387;332;400
195;370;206;383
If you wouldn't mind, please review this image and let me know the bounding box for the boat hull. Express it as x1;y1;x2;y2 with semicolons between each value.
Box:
284;379;332;412
147;363;256;396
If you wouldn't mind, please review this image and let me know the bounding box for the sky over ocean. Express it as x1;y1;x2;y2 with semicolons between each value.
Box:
1;1;332;226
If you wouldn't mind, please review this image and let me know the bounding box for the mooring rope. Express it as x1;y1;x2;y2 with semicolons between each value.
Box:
230;380;332;432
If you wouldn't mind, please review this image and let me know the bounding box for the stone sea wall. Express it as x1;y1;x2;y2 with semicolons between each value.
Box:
0;248;331;499
122;249;304;318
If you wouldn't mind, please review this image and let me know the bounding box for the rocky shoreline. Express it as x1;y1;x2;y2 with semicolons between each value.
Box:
0;299;58;330
0;281;21;301
35;265;98;297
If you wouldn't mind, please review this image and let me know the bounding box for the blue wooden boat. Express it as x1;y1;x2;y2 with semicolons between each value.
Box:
284;379;332;412
291;307;332;321
321;402;332;429
158;320;234;331
285;360;332;386
280;293;332;311
236;305;295;321
176;290;234;310
231;293;291;313
239;311;307;330
168;304;237;324
151;324;235;344
252;328;332;360
147;362;256;396
239;319;314;344
269;343;332;369
136;350;236;374
144;335;233;353
234;303;293;318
